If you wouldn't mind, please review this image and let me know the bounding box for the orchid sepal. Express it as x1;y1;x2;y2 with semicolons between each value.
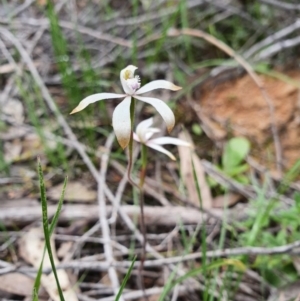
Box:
134;95;175;133
70;93;125;114
135;80;182;95
112;96;132;149
146;143;176;161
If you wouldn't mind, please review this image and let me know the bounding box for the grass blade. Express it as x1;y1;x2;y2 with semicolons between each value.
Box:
32;174;68;300
115;256;136;301
37;159;67;301
159;259;246;300
49;176;67;235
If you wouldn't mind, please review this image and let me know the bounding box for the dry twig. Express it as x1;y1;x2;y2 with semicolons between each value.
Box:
259;0;300;10
98;133;123;300
2;239;300;275
0;204;213;227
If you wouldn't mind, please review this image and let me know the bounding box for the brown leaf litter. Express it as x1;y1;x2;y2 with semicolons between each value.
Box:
19;227;78;301
48;181;96;202
177;130;213;209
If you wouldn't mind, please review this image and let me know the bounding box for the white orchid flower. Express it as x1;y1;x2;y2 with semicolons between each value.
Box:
70;65;181;149
133;117;190;161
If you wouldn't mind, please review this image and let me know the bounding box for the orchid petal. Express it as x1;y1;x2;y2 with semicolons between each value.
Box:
120;65;138;95
149;137;191;147
135;80;181;95
146;143;176;161
134;95;175;133
136;118;162;142
136;117;157;143
133;132;140;142
112;96;132;149
145;128;160;141
70;93;125;114
136;117;154;142
136;117;154;136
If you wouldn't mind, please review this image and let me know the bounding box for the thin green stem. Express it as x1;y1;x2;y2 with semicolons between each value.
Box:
140;144;148;187
125;98;147;299
139;144;148;253
138;144;148;301
127;98;139;189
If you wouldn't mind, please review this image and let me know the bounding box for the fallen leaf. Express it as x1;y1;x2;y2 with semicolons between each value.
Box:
0;273;36;296
0;126;29;140
57;241;73;259
0;62;40;74
48;181;96;202
178;131;212;209
0;198;39;208
2;98;24;123
19;227;78;301
0;63;16;74
4;133;49;163
36;0;47;6
213;193;242;208
4;140;22;162
10;164;36;179
0;273;47;299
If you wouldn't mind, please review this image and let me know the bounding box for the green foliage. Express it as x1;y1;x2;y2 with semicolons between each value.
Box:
46;1;80;106
115;257;136;301
191;123;203;136
16;75;68;170
222;137;250;173
36;160;67;301
159;259;246;301
221;137;250;184
237;173;300;287
0;143;9;174
208;137;251;190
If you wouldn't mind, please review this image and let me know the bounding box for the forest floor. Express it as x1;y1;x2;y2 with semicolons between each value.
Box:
1;1;300;301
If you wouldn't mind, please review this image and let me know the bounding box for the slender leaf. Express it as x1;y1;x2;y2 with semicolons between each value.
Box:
115;256;136;301
159;259;246;300
37;159;66;301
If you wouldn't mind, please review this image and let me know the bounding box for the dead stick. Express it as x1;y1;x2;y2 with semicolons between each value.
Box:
0;204;215;227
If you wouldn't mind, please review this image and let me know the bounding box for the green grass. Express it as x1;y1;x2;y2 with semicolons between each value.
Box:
0;144;9;174
16;74;68;170
236;160;300;287
35;159;67;301
160;259;246;301
115;256;137;301
46;1;81;107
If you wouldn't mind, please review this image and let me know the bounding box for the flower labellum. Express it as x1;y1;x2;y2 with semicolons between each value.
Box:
133;117;190;160
70;65;181;149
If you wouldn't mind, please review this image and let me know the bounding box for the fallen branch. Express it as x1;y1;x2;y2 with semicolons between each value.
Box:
97;133;123;301
2;240;300;275
259;0;300;10
0;204;218;227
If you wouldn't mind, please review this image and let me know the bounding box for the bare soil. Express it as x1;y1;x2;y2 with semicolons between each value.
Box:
198;71;300;171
